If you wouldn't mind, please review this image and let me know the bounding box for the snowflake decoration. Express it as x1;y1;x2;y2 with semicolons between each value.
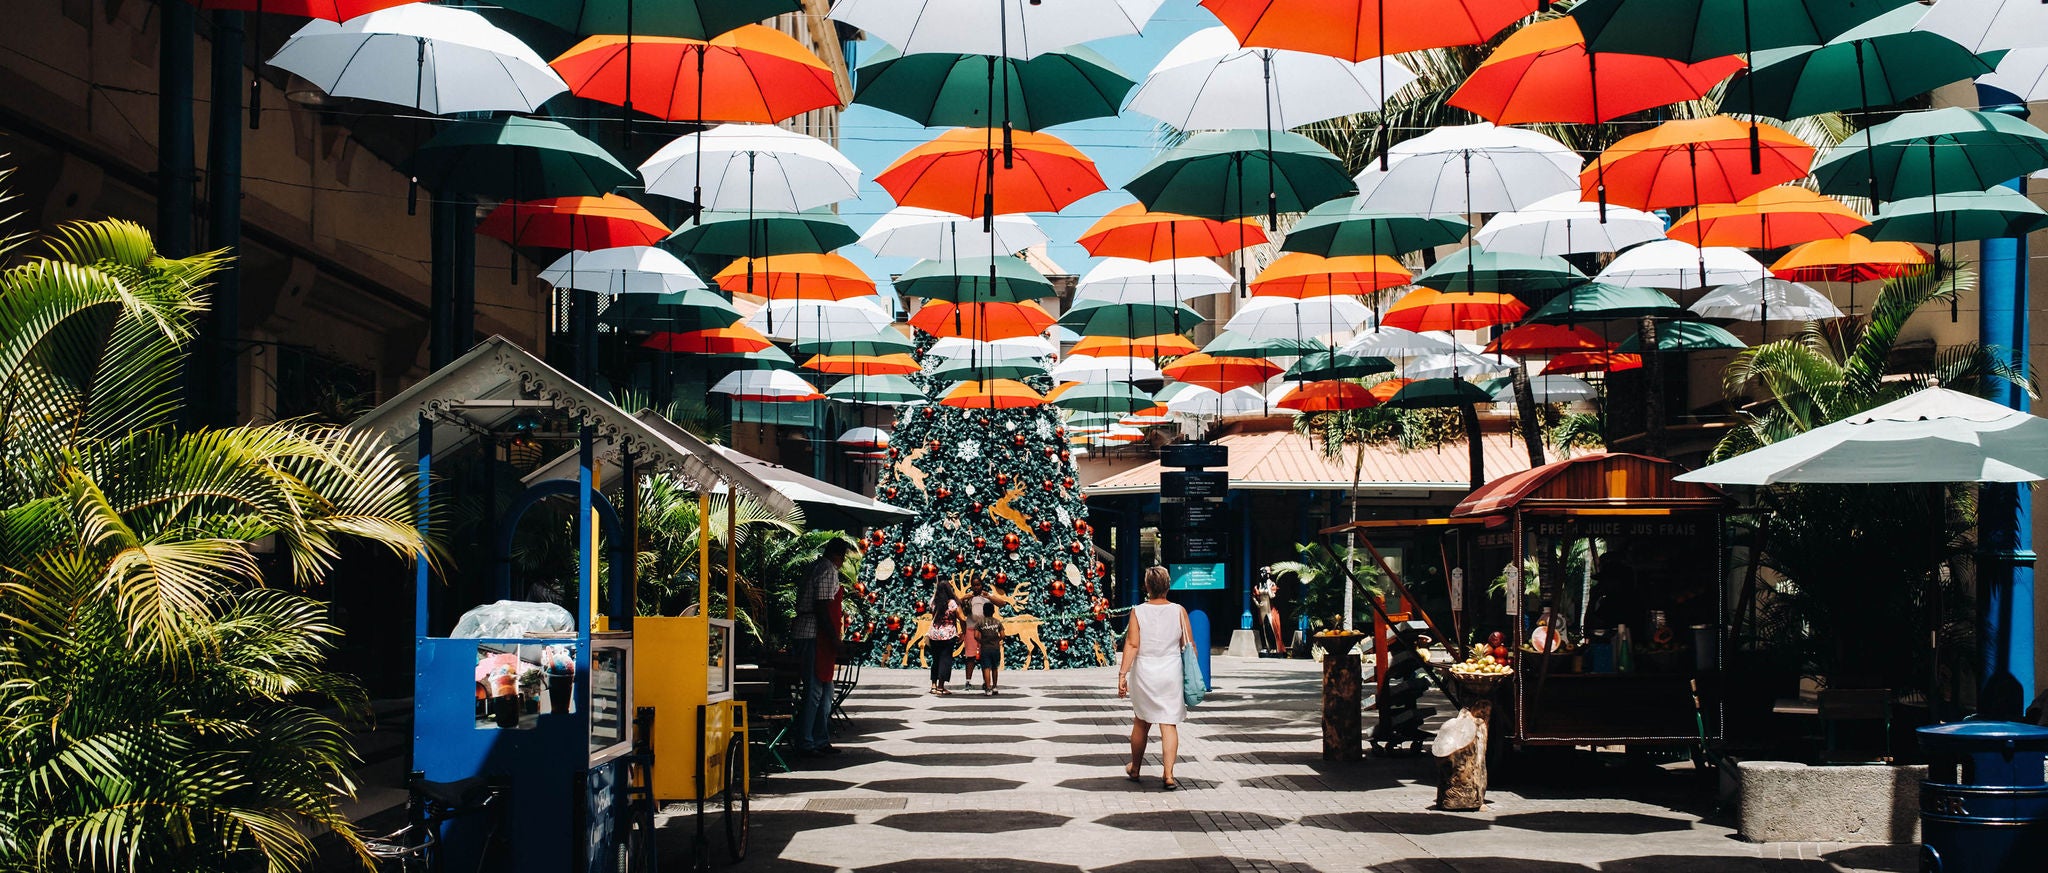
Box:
1006;420;1018;431
1056;506;1072;525
1034;419;1053;438
956;440;982;461
911;526;934;546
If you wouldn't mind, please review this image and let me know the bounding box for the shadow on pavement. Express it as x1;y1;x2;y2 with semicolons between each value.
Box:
1297;810;1490;835
860;776;1024;793
873;809;1072;833
887;751;1036;767
682;808;852;873
1093;810;1292;832
1492;810;1695;835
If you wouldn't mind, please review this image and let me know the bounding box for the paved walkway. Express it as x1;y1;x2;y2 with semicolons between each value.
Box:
659;658;1913;873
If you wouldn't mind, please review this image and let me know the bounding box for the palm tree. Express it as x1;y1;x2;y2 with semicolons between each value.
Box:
0;219;427;873
630;471;814;642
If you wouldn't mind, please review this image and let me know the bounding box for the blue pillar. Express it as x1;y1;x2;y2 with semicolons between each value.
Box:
1974;86;2034;720
1236;491;1254;630
1118;500;1143;608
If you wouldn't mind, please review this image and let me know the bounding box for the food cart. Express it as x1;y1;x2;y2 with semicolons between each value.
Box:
1327;453;1732;753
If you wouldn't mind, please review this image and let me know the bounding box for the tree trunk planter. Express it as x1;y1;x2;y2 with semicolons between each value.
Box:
1435;671;1508;811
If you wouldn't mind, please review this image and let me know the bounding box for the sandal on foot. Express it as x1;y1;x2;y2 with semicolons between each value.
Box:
1162;778;1179;791
1124;762;1141;782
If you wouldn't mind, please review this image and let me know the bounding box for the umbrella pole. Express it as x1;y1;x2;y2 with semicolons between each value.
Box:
1263;51;1278;228
999;6;1013;169
408;38;426;216
623;0;636;138
1376;2;1388;171
1590;52;1607;222
694;45;706;224
1742;0;1760;174
247;0;262;130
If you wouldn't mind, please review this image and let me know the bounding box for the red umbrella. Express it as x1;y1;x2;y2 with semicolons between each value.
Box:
875;128;1105;219
476;194;671;250
1449;17;1744;125
908;301;1056;340
1542;351;1641;376
644;326;773;354
1485;324;1612;355
193;0;409;17
1076;204;1269;260
1381;288;1528;332
549;26;842;124
1582;117;1814;211
1278;380;1379;412
1201;0;1537;60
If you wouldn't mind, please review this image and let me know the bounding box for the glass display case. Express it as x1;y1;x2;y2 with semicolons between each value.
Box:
588;634;633;763
707;619;734;703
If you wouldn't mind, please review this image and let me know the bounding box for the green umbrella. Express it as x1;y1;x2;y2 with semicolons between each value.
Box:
1527;283;1685;324
1863;188;2048;244
1571;0;1918;62
494;0;799;38
594;288;742;331
853;45;1133;131
1810;107;2048;202
1382;378;1495;410
1051;381;1154;414
928;353;1050;383
1058;300;1208;338
1203;331;1321;357
1123;130;1354;224
1414;250;1587;295
713;346;796;371
1720;6;2003;120
824;374;926;405
406;116;633;201
793;329;915;357
895;257;1057;303
1616;320;1747;353
1284;349;1394;381
1280;198;1469;257
665;208;857;258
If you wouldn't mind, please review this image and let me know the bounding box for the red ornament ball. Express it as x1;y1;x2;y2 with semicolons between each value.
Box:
1026;558;1039;569
995;472;1011;486
923;407;935;418
1003;533;1021;552
1058;639;1070;653
892;542;906;555
973;535;987;550
1012;434;1027;447
971;501;984;513
1067;541;1084;554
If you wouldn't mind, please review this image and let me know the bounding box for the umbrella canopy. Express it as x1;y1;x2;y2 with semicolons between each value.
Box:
1166;385;1270;417
645;324;773;354
1278;380;1380;412
1199;0;1538;60
1250;253;1411;297
1059;300;1208;338
909;300;1058;339
495;0;800;38
548;27;840;124
640;123;860;213
1285;349;1395;380
1473;191;1667;256
1383;378;1495;409
1450;16;1745;124
1049;381;1155;413
1542;350;1643;375
836;426;892;449
1077;204;1269;260
710;369;822;402
828;0;1165;59
1222;296;1374;340
1616;320;1748;352
1595;240;1766;290
1162;353;1283;391
1809;107;2048;201
1863;187;2048;243
1280;198;1468;257
716;253;874;300
1075;258;1237;303
804;353;920;376
477;194;669;249
1384;288;1530;332
824;374;927;405
665;208;856;257
201;0;410;18
1667;185;1870;249
857;207;1047;260
1401;350;1512;380
1124;130;1354;222
1486;323;1613;354
745;298;893;342
707;346;797;371
268;5;566;113
1128;26;1416;131
408;116;633;201
1205;331;1322;357
1357;122;1583;216
1483;373;1600;403
876;128;1106;218
897;257;1055;304
539;246;706;295
1771;233;1930;283
794;329;915;357
1910;0;2048;54
928;351;1051;382
1570;0;1918;61
597;288;744;331
1051;355;1166;384
1071;334;1199;358
940;379;1046;409
1673;387;2048;484
1527;283;1685;323
1720;5;2001;120
1583;116;1815;210
1414;249;1587;294
1983;48;2048;101
1689;278;1846;322
928;336;1057;359
853;44;1133;130
1337;326;1461;357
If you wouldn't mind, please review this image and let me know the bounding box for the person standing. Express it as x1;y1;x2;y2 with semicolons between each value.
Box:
926;579;962;695
1119;566;1192;790
963;577;1013;696
792;538;854;757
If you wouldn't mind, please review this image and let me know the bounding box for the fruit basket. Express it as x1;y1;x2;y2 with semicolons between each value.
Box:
1313;629;1367;657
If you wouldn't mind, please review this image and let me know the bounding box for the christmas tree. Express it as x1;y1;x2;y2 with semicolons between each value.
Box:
851;338;1119;670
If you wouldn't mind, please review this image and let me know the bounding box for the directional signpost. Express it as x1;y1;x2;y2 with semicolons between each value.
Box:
1160;444;1229;690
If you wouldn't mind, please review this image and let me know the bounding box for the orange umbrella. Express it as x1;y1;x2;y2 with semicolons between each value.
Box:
1382;288;1529;332
1201;0;1537;60
874;128;1105;218
1542;351;1641;376
1581;117;1814;211
908;300;1057;340
1368;378;1414;403
1771;233;1930;284
1069;334;1200;358
1161;353;1282;391
802;353;919;376
1250;253;1411;298
715;253;874;300
1449;17;1744;125
476;194;670;249
1076;203;1268;260
1667;185;1868;249
1278;380;1379;412
549;26;841;124
1485;323;1612;355
940;379;1044;409
643;325;772;354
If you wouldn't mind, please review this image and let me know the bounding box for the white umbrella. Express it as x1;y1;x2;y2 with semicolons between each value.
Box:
269;5;566;114
1490;374;1598;403
1167;385;1268;417
836;426;892;448
709;370;823;402
1357;123;1582;217
1336;326;1460;358
1689;279;1846;323
1074;258;1236;304
1596;240;1766;291
1127;26;1417;131
1224;296;1375;341
1403;351;1511;380
1982;48;2048;101
538;247;705;295
828;0;1166;59
640;123;859;213
1912;0;2048;53
745;298;892;342
928;336;1056;360
1675;388;2048;485
857;207;1048;259
1051;354;1165;384
1473;192;1670;256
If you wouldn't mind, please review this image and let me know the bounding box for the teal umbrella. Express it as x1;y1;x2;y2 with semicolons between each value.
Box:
1203;331;1321;357
1863;188;2048;244
793;329;915;357
494;0;799;38
1382;378;1495;410
824;374;926;405
1284;349;1394;381
1059;300;1208;338
1280;198;1469;257
929;353;1049;383
1616;320;1748;352
665;208;856;258
594;288;742;331
1123;130;1354;224
895;256;1056;303
1571;0;1918;61
853;45;1133;130
713;346;796;371
406;116;633;202
1810;107;2048;202
1527;283;1685;324
1720;6;2003;120
1051;381;1154;414
1414;250;1587;295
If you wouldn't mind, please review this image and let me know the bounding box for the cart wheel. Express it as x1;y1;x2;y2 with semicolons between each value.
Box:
724;741;750;863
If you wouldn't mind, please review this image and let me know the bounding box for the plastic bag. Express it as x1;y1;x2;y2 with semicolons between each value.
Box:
1432;712;1481;758
451;600;576;639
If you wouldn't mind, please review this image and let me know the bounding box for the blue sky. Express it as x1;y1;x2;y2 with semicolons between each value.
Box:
832;0;1223;304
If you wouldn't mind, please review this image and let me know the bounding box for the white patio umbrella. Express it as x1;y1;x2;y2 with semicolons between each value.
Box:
1596;240;1766;291
538;247;705;295
1912;0;2048;53
269;5;565;114
1689;278;1846;323
1224;296;1376;341
1981;48;2048;101
745;297;892;342
836;426;892;449
1403;351;1511;380
1127;26;1416;131
1051;354;1165;384
1357;123;1582;217
1676;388;2048;485
827;0;1166;58
1167;385;1269;417
709;370;824;402
1473;192;1669;256
857;207;1048;260
927;335;1056;360
1336;326;1460;358
640;123;859;213
1490;374;1598;403
1074;258;1236;304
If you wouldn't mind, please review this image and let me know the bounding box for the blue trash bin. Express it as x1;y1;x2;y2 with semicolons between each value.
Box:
1917;721;2048;873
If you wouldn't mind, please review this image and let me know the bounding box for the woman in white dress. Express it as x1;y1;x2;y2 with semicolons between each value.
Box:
1118;566;1192;790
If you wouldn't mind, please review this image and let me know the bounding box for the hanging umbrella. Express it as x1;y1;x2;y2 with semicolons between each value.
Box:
715;253;875;300
1483;373;1600;403
1383;378;1496;409
1981;48;2048;100
1051;355;1167;384
1910;0;2048;54
267;5;567;113
853;45;1133;130
1280;198;1467;258
1077;204;1269;260
1124;130;1354;223
876;128;1105;219
477;194;670;250
828;0;1165;59
1862;188;2048;243
940;379;1046;410
909;301;1058;340
1070;335;1199;358
1127;26;1416;131
1674;387;2048;484
1278;380;1380;412
495;0;800;39
539;246;706;295
805;354;921;376
1583;117;1815;211
1059;301;1209;338
1571;0;1916;61
644;324;773;354
1356;122;1583;216
1200;0;1537;60
665;207;856;257
201;0;408;18
929;352;1051;382
897;257;1055;303
1250;253;1411;298
745;298;893;342
1049;382;1156;414
1337;326;1461;357
1527;283;1685;323
1285;349;1395;380
1543;351;1643;375
1166;385;1270;417
927;335;1057;359
406;116;632;203
1077;258;1238;304
1414;249;1587;294
1616;321;1747;353
1771;233;1931;283
1472;191;1666;256
794;329;915;358
1689;278;1846;322
1401;350;1512;380
1667;185;1869;249
548;26;841;124
1207;330;1324;358
1449;16;1745;125
640;123;860;213
836;426;892;449
824;374;927;406
710;370;823;402
1162;353;1284;391
711;346;798;372
1223;296;1374;340
1383;288;1530;332
1808;107;2048;201
858;207;1048;260
597;288;743;331
1720;5;2001;120
1486;323;1613;355
1594;240;1766;291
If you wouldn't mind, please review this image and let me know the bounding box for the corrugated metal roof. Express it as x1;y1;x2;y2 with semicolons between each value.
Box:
1084;430;1538;495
